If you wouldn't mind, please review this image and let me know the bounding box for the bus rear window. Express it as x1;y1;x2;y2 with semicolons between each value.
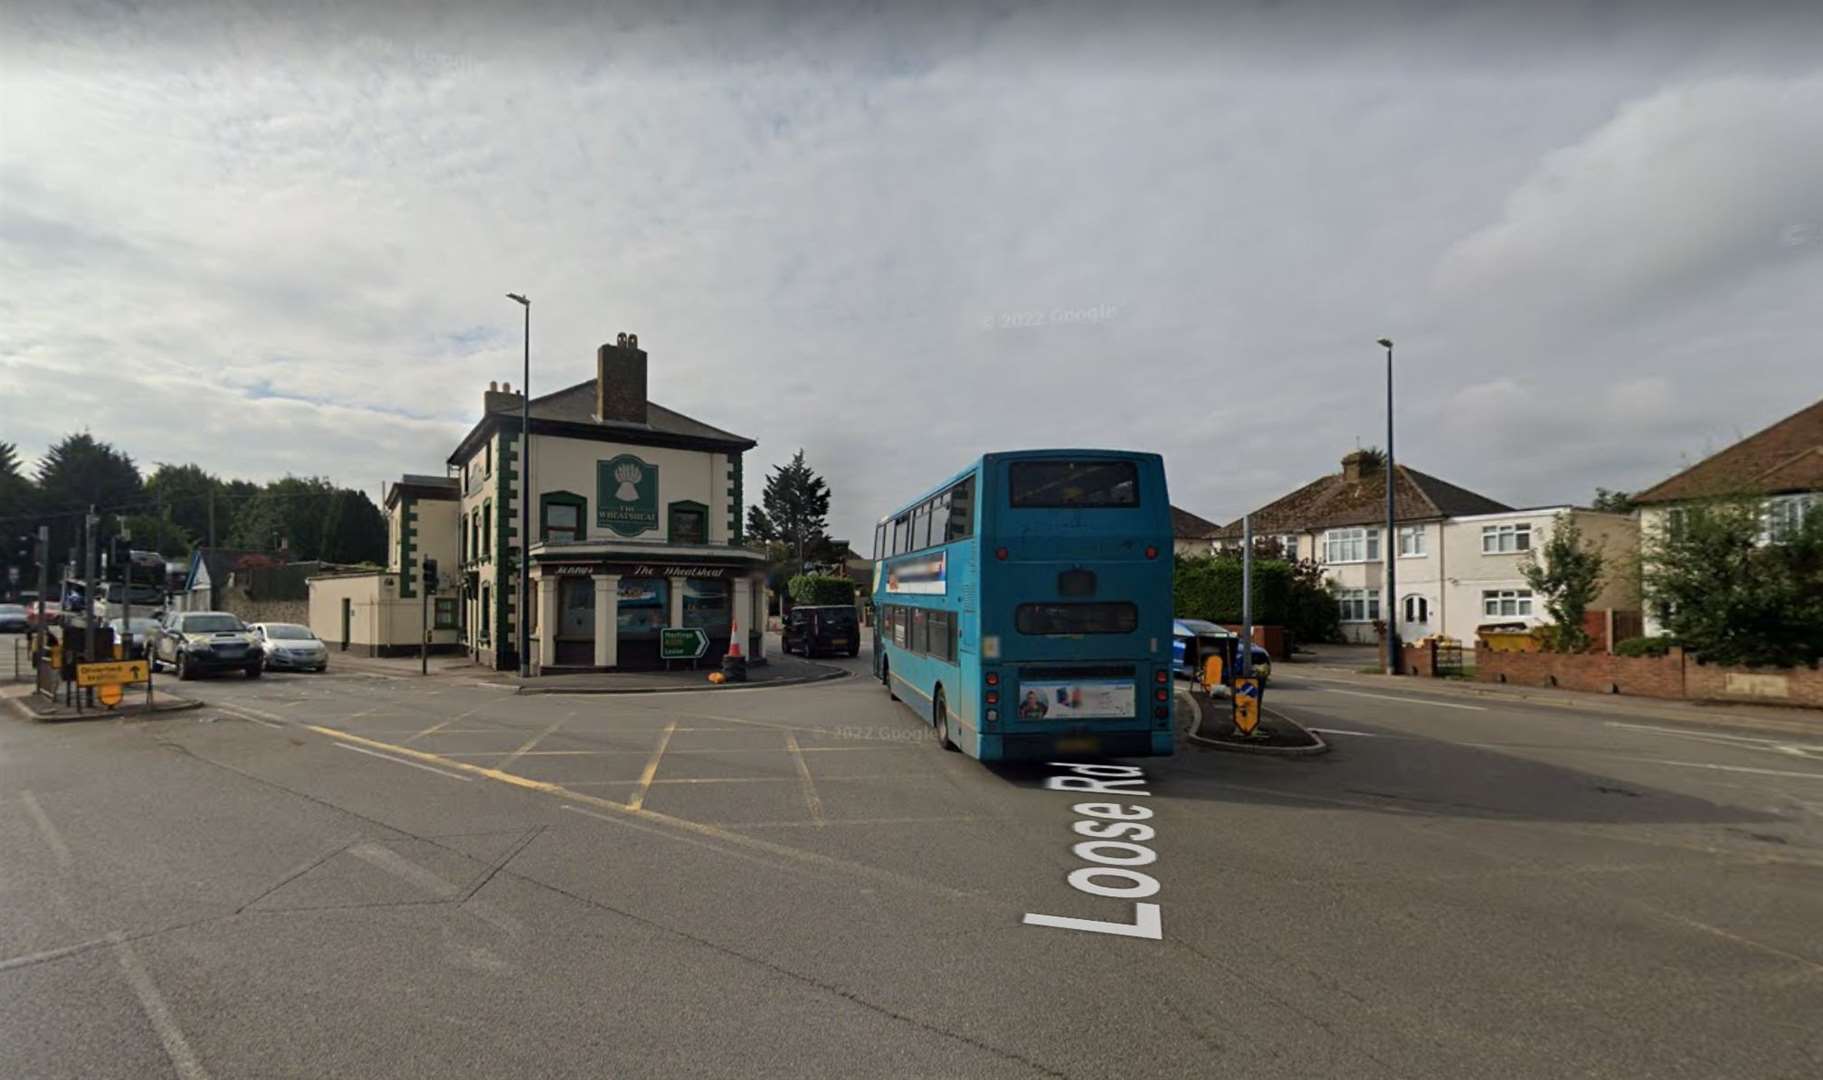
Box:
1008;460;1139;508
1015;602;1138;635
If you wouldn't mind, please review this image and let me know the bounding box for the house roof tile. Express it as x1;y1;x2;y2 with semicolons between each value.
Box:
1212;463;1511;538
1633;398;1823;504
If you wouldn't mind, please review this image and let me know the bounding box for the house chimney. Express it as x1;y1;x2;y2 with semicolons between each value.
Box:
1341;449;1377;484
597;334;648;425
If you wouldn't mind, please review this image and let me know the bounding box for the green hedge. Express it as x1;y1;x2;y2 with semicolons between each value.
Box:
788;574;856;606
1174;555;1342;646
1614;635;1676;658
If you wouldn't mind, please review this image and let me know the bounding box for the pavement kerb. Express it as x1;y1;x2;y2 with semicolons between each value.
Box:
1176;689;1330;757
5;690;205;723
512;665;850;696
1286;664;1823;733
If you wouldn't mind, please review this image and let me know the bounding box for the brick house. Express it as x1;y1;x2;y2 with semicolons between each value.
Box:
1634;396;1823;635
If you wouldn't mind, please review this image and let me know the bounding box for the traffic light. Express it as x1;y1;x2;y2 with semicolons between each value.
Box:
109;535;132;575
11;535;31;565
422;557;439;593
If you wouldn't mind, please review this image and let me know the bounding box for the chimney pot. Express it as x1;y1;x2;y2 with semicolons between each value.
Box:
489;380;498;391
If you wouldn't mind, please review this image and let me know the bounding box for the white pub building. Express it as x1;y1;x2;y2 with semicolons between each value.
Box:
447;334;765;673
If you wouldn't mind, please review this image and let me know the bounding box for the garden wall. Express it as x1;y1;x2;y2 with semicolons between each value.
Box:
1473;645;1823;708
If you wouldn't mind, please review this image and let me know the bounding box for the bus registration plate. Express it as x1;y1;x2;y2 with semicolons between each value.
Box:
1015;680;1134;721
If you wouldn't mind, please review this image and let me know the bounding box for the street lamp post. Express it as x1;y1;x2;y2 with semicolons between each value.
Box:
507;293;531;678
1377;337;1400;675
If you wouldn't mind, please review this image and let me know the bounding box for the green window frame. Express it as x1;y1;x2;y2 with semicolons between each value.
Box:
541;491;588;543
668;500;709;545
434;597;459;630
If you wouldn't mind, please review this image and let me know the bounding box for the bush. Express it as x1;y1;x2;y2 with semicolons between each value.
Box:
1173;554;1342;645
788;574;855;606
1642;499;1823;667
1614;635;1676;658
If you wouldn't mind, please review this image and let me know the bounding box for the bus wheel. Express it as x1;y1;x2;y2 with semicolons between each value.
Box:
933;688;958;752
883;657;897;701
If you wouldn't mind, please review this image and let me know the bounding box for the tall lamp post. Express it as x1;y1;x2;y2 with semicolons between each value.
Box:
507;293;531;678
1377;337;1400;675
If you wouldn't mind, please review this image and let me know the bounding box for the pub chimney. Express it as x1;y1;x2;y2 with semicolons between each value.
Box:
597;333;648;425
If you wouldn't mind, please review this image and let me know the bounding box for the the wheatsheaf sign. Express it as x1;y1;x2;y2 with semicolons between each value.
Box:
597;454;660;537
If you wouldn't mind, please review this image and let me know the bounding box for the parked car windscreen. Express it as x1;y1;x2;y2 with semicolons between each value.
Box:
180;614;246;633
0;604;26;617
265;624;316;640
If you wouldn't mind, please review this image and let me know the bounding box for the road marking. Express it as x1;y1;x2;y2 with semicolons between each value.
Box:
1616;756;1823;781
785;732;827;826
303;724;976;902
629;721;677;812
349;842;461;899
498;716;568;769
1305;728;1388;738
1320;687;1486;711
405;703;494;743
333;743;473;782
21;790;73;869
212;702;290;726
0;935;115;973
1605;721;1823;756
111;931;211;1080
1025;767;1163;940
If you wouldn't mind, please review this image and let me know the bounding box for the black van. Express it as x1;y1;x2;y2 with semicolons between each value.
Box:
782;605;860;658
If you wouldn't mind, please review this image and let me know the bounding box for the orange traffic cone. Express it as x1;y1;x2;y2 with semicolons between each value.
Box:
721;615;749;683
726;616;743;658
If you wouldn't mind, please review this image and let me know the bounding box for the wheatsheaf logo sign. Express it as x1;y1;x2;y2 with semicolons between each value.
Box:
597;454;659;537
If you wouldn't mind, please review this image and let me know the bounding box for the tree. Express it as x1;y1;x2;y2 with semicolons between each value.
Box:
0;441;32;524
119;513;194;557
145;463;225;546
318;489;388;564
229;476;338;557
745;505;778;544
35;433;144;574
1591;488;1636;513
1519;515;1606;652
758;449;832;561
1641;499;1823;667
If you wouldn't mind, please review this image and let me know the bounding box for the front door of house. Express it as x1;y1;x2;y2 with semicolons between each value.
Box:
557;578;595;665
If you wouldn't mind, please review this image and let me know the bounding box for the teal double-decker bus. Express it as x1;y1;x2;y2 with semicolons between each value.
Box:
871;450;1176;762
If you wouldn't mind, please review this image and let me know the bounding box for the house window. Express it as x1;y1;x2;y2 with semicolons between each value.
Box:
434;598;458;630
483;502;493;557
1337;588;1380;622
1482;589;1533;617
545;504;580;543
485;440;492;477
480;585;491;643
1403;595;1429;624
1481;523;1532;554
1398;525;1426;557
1764;494;1816;543
669;503;708;545
1322;527;1380;564
1276;534;1299;559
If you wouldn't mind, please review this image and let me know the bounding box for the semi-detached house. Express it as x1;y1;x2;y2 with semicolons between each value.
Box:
1214;450;1637;646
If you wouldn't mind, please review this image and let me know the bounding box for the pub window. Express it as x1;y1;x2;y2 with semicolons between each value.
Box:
682;579;730;631
434;598;458;629
912;607;929;654
946;477;974;541
669;502;708;545
479;585;491;643
545;503;580;543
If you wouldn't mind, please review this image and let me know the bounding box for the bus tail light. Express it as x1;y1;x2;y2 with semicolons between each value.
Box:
1153;705;1169;719
1144;545;1158;559
985;671;999;686
1154;687;1169;703
994;547;1008;561
986;708;999;724
1154;669;1167;684
985;690;999;705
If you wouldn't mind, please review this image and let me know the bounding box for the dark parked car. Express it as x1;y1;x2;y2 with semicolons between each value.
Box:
153;611;263;679
782;605;860;658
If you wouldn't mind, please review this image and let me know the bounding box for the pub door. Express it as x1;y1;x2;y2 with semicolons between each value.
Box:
556;578;596;666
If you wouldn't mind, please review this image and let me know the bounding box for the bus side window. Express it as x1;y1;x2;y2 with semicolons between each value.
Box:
947;477;974;541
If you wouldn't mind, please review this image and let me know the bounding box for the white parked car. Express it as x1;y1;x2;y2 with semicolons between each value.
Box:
250;622;329;673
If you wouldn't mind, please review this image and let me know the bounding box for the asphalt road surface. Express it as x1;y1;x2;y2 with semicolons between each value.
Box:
4;631;1820;1078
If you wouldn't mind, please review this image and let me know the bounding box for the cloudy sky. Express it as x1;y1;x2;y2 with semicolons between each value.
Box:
3;0;1819;543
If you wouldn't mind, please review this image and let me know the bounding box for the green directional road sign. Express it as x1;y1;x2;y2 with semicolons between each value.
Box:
660;626;709;661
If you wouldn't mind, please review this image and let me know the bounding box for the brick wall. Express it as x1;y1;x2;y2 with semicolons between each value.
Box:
1475;645;1823;708
1400;641;1438;677
1219;624;1290;660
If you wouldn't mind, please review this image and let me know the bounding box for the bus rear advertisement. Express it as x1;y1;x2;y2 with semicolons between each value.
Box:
872;449;1176;762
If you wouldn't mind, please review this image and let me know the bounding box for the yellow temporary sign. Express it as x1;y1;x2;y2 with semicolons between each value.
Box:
76;660;150;688
1233;676;1262;735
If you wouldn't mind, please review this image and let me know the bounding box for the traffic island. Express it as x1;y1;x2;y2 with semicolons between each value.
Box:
2;683;205;723
506;653;849;695
1177;688;1329;756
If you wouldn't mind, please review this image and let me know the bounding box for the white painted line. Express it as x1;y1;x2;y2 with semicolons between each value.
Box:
1617;757;1823;781
1305;728;1389;738
1605;721;1823;754
20;790;73;869
111;931;211;1080
333;743;473;782
213;702;289;727
348;842;461;899
0;935;113;973
1321;687;1486;711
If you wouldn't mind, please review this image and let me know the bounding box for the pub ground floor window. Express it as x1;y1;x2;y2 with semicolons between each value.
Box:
618;577;667;640
682;578;731;632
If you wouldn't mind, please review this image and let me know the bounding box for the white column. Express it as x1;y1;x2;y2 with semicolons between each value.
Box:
733;576;754;657
593;574;618;668
536;574;559;672
668;577;686;628
751;577;765;659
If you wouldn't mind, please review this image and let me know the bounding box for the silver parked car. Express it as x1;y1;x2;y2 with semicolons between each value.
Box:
250;622;329;673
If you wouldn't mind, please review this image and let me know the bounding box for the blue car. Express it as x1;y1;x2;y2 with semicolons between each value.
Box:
1172;619;1272;684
